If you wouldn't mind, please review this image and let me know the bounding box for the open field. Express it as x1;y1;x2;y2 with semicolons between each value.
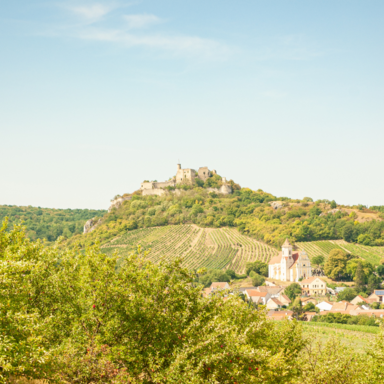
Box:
297;239;384;265
301;322;377;352
102;225;279;273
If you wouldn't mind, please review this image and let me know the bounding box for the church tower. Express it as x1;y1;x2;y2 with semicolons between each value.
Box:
281;239;293;281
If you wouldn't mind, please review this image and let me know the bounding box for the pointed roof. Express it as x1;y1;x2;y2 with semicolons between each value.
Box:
282;238;291;247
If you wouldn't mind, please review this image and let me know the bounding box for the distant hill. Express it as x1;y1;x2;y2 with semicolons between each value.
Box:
70;187;384;251
0;205;106;242
102;224;278;274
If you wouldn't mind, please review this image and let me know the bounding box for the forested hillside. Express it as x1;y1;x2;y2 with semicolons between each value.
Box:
71;187;384;251
0;205;106;241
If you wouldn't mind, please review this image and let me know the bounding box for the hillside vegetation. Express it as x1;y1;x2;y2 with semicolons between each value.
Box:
70;187;384;252
102;225;278;274
0;205;106;242
297;240;384;266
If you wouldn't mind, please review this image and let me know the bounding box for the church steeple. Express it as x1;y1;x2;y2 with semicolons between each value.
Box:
282;238;292;258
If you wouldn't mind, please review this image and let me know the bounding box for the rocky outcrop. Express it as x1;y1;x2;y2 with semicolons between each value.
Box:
207;184;232;195
83;218;101;234
108;195;132;212
270;201;284;210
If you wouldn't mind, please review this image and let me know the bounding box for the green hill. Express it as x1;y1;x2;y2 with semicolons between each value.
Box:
0;205;106;242
70;187;384;251
102;225;278;274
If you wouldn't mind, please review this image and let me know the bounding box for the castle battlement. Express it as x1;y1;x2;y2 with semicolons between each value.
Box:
140;164;232;196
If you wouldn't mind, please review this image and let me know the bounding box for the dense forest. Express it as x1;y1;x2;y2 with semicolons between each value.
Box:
68;181;384;249
0;205;106;241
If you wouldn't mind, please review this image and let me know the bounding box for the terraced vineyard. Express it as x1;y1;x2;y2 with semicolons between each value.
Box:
297;240;384;265
102;225;279;273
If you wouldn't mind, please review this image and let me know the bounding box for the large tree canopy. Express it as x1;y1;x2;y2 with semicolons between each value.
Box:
0;220;306;384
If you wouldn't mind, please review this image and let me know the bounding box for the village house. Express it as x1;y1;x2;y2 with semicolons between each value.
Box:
316;300;333;311
210;282;230;292
256;286;285;296
266;298;284;310
351;295;376;305
267;310;293;320
299;277;327;296
300;297;318;306
368;290;384;303
244;289;270;305
268;239;312;282
278;294;292;306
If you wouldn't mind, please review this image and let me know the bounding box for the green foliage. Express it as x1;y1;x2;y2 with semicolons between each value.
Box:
249;272;266;287
337;287;357;302
0;221;307;383
367;274;382;294
354;261;366;292
324;249;348;280
311;255;325;267
0;204;105;242
312;312;378;326
198;269;230;287
285;283;302;301
330;200;337;209
303;302;317;312
246;260;268;277
377;264;384;277
297;337;369;384
346;258;374;282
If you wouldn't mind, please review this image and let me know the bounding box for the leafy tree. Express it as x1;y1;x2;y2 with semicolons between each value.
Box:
312;255;325;268
0;221;308;384
285;283;302;301
324;249;348;280
330;200;337;209
342;223;356;243
367;274;382;294
346;259;373;281
246;260;268;277
357;233;372;245
377;264;384;277
225;269;236;279
337;287;357;302
354;262;366;292
249;272;265;287
302;302;316;312
291;297;306;321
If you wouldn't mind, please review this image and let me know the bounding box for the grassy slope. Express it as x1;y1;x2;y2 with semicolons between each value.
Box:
297;239;384;265
102;225;278;274
302;321;378;352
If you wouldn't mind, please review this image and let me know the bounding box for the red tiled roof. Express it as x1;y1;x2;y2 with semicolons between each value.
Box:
269;298;283;306
210;282;229;289
300;276;326;284
280;294;291;303
245;290;267;297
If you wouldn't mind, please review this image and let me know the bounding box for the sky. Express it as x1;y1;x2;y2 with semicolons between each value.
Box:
1;0;383;210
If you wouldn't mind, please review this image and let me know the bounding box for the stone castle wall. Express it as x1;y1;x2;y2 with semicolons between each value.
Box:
141;164;232;196
142;188;166;196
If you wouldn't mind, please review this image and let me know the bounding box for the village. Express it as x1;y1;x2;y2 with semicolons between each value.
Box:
203;238;384;322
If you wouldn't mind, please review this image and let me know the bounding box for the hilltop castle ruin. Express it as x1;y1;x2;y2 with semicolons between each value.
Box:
140;163;232;196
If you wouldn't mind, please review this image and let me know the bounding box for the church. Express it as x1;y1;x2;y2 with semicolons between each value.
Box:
268;239;312;282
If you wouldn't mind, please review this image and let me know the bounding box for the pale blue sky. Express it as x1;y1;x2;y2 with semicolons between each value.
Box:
1;1;383;209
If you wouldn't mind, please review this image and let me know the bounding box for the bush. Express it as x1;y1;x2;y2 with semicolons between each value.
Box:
250;272;266;287
0;221;306;383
